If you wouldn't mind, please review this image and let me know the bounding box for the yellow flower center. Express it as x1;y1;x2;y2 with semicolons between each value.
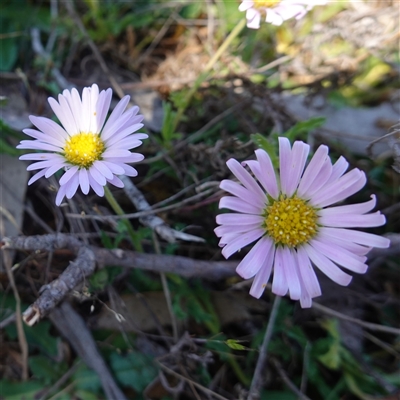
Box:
264;195;318;248
253;0;280;9
64;133;105;168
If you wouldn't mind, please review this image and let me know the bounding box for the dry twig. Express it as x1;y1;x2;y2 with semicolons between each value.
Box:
271;358;312;400
2;233;236;324
63;1;124;99
50;302;127;400
3;250;28;379
30;28;74;91
120;175;204;243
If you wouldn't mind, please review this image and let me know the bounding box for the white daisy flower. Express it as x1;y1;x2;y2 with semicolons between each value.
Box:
215;137;390;307
18;84;147;205
239;0;328;29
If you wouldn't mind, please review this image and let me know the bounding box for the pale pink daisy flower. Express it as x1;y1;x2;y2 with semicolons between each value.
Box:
215;137;390;307
239;0;328;29
18;84;147;206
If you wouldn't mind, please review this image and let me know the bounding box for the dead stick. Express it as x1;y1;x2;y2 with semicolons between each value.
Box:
50;302;127;400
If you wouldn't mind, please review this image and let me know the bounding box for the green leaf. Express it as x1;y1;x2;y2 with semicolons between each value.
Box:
0;17;19;71
180;2;204;19
73;364;102;392
29;355;67;385
284;117;326;142
0;380;44;400
250;133;279;168
318;339;341;370
89;269;109;292
261;390;297;400
5;320;58;356
110;351;157;393
307;358;338;399
0;36;18;71
225;339;249;351
74;390;99;400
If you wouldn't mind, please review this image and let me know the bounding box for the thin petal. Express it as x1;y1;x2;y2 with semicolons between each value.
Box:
27;160;62;171
22;128;65;147
310;239;368;274
216;213;264;226
328;156;349;182
272;246;289;296
29;115;69;141
89;166;107;186
303;243;352;286
319;212;386;228
104;154;144;164
79;168;90;195
107;136;144;150
239;0;254;12
96;88;112;132
285;141;309;197
107;175;124;188
297;144;329;197
220;179;265;208
88;174;105;197
105;124;145;147
119;164;138;177
226;158;265;199
310;169;366;208
100;161;125;175
319;227;390;249
319;195;376;217
247;9;261;29
221;228;265;259
20;153;64;161
244;148;279;199
59;166;79;185
44;162;68;178
215;223;262;238
102;149;132;158
219;196;261;215
55;184;68;206
296;246;321;298
302;159;332;199
93;160;113;180
250;244;275;298
17;140;62;152
101;96;131;141
282;247;301;300
236;236;274;279
316;229;372;256
65;173;80;199
278;137;292;195
28;169;47;185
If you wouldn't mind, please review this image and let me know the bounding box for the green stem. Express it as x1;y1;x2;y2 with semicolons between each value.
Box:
104;185;143;252
172;18;247;132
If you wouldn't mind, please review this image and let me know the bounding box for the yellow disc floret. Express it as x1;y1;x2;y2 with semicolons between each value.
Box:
64;133;105;168
253;0;280;8
264;195;318;248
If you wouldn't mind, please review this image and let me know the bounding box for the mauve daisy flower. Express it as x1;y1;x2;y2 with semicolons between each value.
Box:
239;0;328;29
17;84;147;206
215;137;390;307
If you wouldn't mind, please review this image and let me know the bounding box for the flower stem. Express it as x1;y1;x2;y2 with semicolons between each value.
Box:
172;18;246;132
104;185;143;252
247;295;282;399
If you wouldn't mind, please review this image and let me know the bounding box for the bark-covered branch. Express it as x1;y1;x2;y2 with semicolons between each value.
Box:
1;234;236;324
23;246;96;326
2;231;397;326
